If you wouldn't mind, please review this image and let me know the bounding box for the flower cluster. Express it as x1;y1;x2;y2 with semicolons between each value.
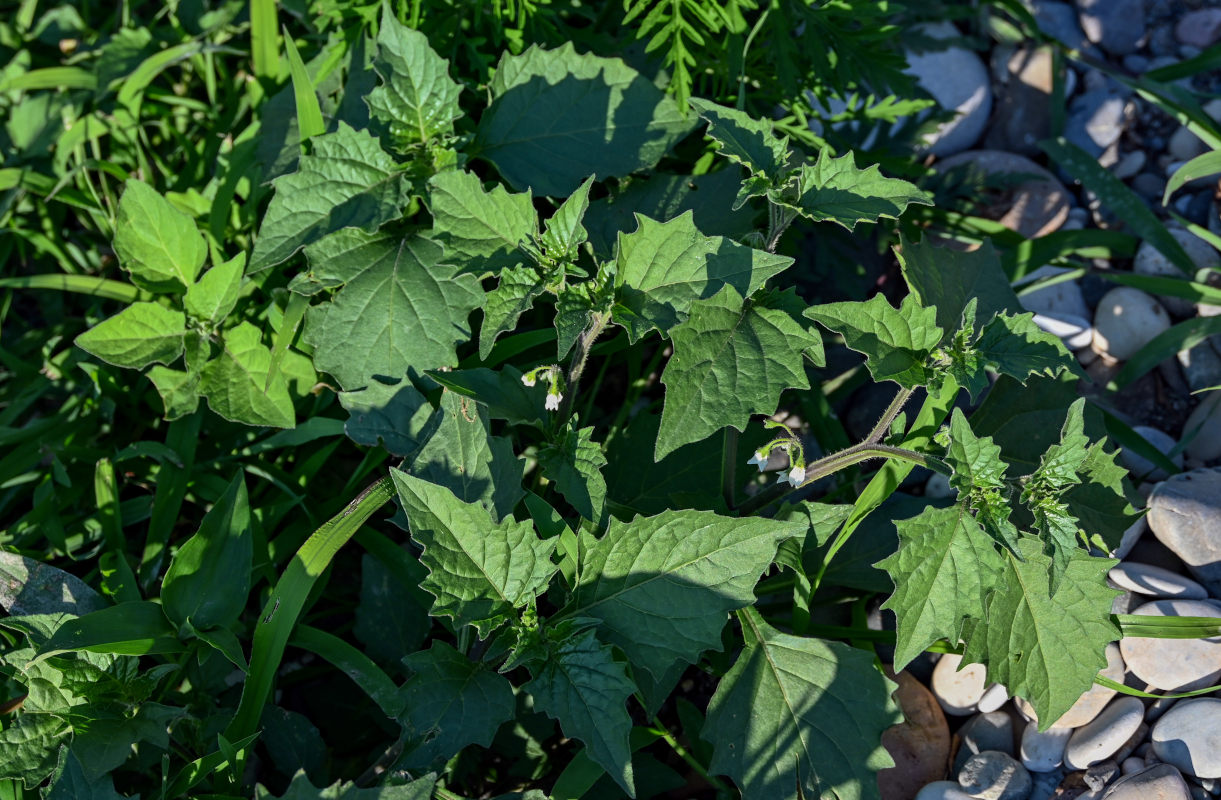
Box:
522;366;564;412
747;430;806;488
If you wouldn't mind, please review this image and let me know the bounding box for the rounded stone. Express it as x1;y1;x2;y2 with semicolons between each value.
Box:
1092;287;1172;361
937;151;1070;238
1055;643;1125;729
1019;265;1091;319
1033;313;1093;350
1119;426;1182;481
904;22;992;157
1132;229;1221;317
1102;763;1193;800
957;711;1018;773
880;669;953;800
1111;517;1147;560
917;781;978;800
979;684;1011;714
959;751;1034;800
1107;562;1208;600
1174;9;1221;49
1168;127;1207;163
1147;467;1221;593
1064;697;1146;770
1119;600;1221;691
1181;394;1221;463
1021;722;1074;773
1151;698;1221;778
932;653;989;716
1078;0;1145;55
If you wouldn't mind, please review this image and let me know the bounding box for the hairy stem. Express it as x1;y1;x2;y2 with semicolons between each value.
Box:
865;386;913;444
764;201;798;253
558;311;610;421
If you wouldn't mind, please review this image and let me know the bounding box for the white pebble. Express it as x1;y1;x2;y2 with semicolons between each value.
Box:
1064;696;1146;769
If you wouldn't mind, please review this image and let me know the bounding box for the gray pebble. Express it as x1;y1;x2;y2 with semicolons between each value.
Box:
1107;562;1207;600
1151;698;1221;778
1065;696;1146;770
1101;764;1192;800
918;781;979;800
1148;468;1221;594
960;750;1035;800
957;711;1018;773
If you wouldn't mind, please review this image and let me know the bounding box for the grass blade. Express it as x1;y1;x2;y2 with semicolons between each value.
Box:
0;275;145;302
1164;150;1221;204
290;624;402;718
1115;613;1221;638
94;458;141;604
139;412;203;592
250;0;280;84
1092;270;1221;306
1094;674;1221;699
1110;316;1221;389
0;66;96;92
283;29;325;142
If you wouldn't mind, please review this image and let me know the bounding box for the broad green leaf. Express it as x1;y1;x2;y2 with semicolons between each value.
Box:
395;642;515;770
657;286;821;460
428;169;537;274
410;390;525;521
37;601;183;660
481;266;547;360
961;537;1119;726
805;293;942;389
0;553;107;617
200;321;310;428
301;229;483;391
897;235;1021;338
779;150;930;231
475;43;690;197
161;472;252;631
353;551;430;673
524;622;636;797
565;510;801;680
75;301;186;370
72;702;181;781
425;366;546;428
0;713;71;789
183;252;245;326
261;706;327;785
249;123;414;273
538;423;608;524
146;366;200;420
613;211;793;341
392;470;556;637
540;175;595;259
688;98;790;186
338;379;433;457
1063;441;1140;554
974;313;1074;384
257;769;436;799
603;410;726;516
366;5;462;148
46;751;125;800
876;505;1004;670
112;179;207;293
705;608;899;800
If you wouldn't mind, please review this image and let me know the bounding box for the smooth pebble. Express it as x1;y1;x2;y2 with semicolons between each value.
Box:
1174;9;1221;49
957;711;1017;772
1151;698;1221;778
1148;467;1221;593
1119;426;1182;481
959;751;1034;800
1077;0;1145;55
1181;394;1221;463
1119;600;1221;692
1107;562;1208;600
1064;696;1145;770
1020;265;1091;319
1055;643;1125;729
918;781;978;800
1093;287;1171;361
1102;763;1193;800
904;22;992;157
1033;313;1093;350
1021;722;1074;773
932;653;988;716
978;684;1011;714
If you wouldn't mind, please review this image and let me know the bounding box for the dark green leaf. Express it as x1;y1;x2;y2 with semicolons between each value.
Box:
38;602;182;660
367;5;462;147
538;423;608;524
339;379;434;457
779;150;930;231
805;293;941;389
481;266;547;360
897;235;1022;337
428;169;537;274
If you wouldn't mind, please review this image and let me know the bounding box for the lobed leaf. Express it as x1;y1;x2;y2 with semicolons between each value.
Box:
779;150;930;231
538;424;608;525
75;301;186;370
805;293;942;389
428;169;537;275
366;5;462;148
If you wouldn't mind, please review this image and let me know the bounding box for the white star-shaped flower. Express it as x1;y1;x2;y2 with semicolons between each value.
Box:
787;465;806;486
545;392;562;411
746;450;767;471
521;373;536;387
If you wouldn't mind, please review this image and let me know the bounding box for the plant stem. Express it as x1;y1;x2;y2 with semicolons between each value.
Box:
558;311;609;421
650;716;731;793
865;386;913;444
764;202;798;253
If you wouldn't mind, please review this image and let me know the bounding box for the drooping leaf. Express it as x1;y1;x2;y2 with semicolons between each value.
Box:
366;5;462;148
183;252;245;326
523;621;636;797
876;504;1004;670
704;608;899;800
538;423;608;525
112;179;207;293
199;321;310;428
897;235;1021;337
353;551;430;673
481;266;547;360
249;123;414;273
565;510;802;680
339;379;434;457
540;175;595;259
425;366;546;428
613;211;793;341
657;286;821;460
778;150;930;231
75;302;186;370
805;293;942;389
301;229;483;391
974;312;1074;384
392;470;556;637
961;537;1119;727
410;390;525;521
395;642;515;770
475;43;690;197
688;98;790;186
161;472;251;631
428;169;537;274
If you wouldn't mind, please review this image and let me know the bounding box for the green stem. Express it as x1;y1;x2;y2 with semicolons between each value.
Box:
650;716;730;793
865;386;913;445
558;311;609;422
764;201;797;253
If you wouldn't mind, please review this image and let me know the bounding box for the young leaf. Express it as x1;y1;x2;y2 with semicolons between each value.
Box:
540;174;595;259
555;281;605;360
249;123;414;273
474;43;690;197
200;321;311;428
688;98;790;187
112;179;207;293
301;229;483;391
974;312;1075;385
428;169;537;274
161;472;252;632
897;235;1021;337
481;266;547;360
75;301;186;369
961;537;1120;727
778;150;931;231
805;293;942;389
538;423;608;525
523;621;636;797
657;286;821;460
339;379;434;457
410;390;525;521
183;252;245;326
146;366;200;420
613;211;793;342
704;608;900;800
395;642;515;770
943;408;1021;552
564;510;803;681
391;469;556;637
876;504;1004;670
366;4;462;148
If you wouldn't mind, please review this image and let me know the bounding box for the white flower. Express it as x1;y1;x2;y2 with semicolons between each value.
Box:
521;373;537;387
545;392;562;411
746;450;767;471
787;465;806;486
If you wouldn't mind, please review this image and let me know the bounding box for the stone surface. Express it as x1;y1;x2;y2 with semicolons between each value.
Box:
1151;698;1221;778
1181;393;1221;463
1168;127;1207;163
1101;763;1192;800
1174;9;1221;50
933;653;989;716
956;711;1017;773
1119;426;1182;481
960;751;1034;800
1119;600;1221;692
1092;287;1171;361
937;150;1070;238
987;45;1055;155
1034;313;1093;350
881;670;953;800
1022;722;1074;773
1077;0;1145;55
917;781;978;800
1020;266;1092;319
1177;340;1221;393
905;22;992;157
1132;229;1221;317
1148;468;1221;593
1107;562;1208;600
979;684;1012;714
1066;88;1129;158
1111;517;1147;560
1055;643;1126;729
1064;696;1146;770
1032;0;1099;54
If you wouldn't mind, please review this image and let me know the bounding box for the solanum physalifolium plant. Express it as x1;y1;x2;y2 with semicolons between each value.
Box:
36;8;1144;800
